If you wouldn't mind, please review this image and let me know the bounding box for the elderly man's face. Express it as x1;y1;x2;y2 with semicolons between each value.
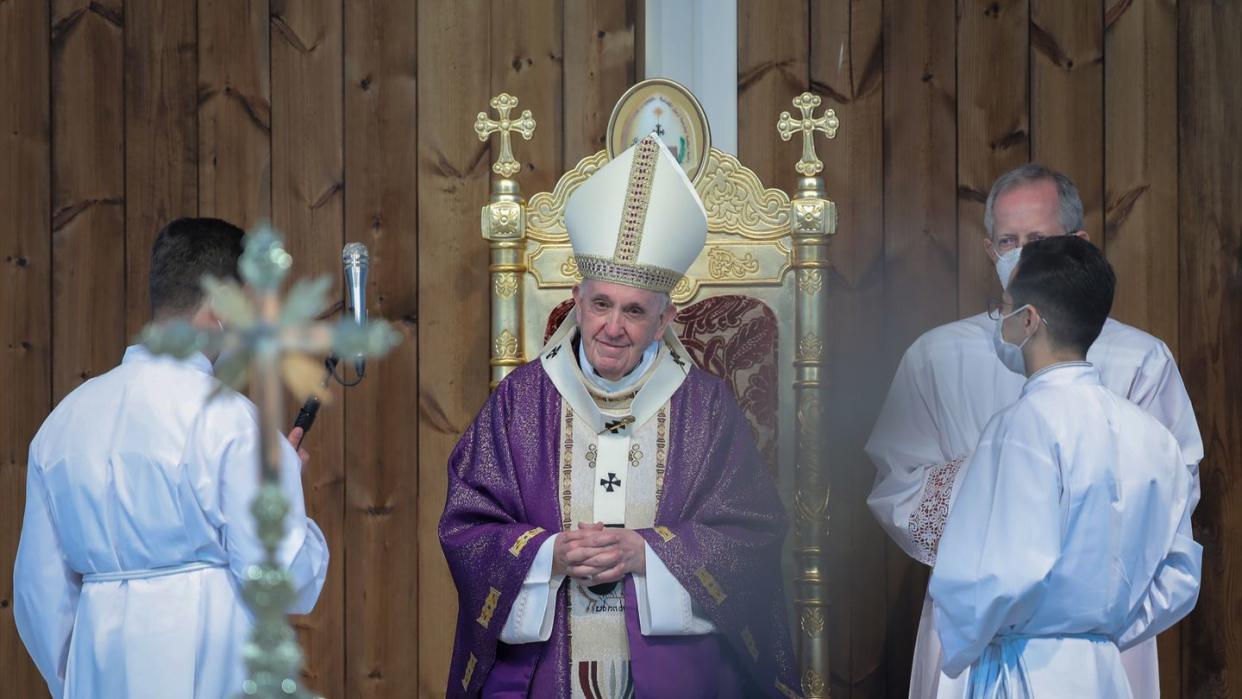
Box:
572;279;676;381
984;179;1082;262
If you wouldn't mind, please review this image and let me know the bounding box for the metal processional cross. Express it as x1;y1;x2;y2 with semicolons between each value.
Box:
776;92;840;177
140;227;400;699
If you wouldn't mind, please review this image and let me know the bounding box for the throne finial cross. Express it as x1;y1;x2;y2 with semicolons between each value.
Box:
475;93;536;179
776;92;839;177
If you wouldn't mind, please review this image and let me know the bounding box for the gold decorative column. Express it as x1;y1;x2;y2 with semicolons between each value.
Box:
475;93;536;388
778;92;839;699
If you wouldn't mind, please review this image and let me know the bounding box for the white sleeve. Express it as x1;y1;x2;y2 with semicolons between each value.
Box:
1117;497;1203;650
929;417;1062;678
13;461;80;699
1130;342;1204;509
186;398;329;615
499;534;565;643
633;543;716;636
865;347;970;565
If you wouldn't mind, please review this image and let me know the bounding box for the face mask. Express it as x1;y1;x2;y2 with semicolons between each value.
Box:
993;304;1034;375
995;247;1022;290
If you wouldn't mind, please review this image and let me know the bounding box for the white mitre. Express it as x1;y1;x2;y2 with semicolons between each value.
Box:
564;134;707;294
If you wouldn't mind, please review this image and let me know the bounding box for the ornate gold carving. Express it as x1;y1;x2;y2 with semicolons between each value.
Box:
509;527;545;557
483;201;524;240
695;567;727;604
799;269;824;295
793;200;827;235
798;393;825;464
476;587;501;628
654;525;676;543
462;654;478;691
707;247;761;280
801;669;827;698
801;607;826;637
741;626;760;662
493;329;519;359
493;272;519;299
528;150;609;240
698;149;791;238
777;92;839;177
670;276;695;304
475;93;536;179
798;333;823;362
559;254;583;280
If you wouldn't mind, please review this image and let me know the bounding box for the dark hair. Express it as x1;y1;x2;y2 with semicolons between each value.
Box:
149;218;245;318
1009;236;1115;355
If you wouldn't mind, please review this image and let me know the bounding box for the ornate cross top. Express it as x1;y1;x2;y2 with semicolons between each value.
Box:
475;93;536;179
776;92;840;177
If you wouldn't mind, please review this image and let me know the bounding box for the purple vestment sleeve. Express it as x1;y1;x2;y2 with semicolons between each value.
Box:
635;370;802;697
439;363;563;698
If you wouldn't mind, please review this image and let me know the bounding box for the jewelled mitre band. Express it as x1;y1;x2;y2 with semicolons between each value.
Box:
566;134;706;295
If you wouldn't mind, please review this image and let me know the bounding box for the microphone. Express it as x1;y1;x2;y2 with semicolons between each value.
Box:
342;242;369;378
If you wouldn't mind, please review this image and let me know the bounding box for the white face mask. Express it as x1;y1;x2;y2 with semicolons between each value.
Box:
993;304;1034;375
995;247;1022;290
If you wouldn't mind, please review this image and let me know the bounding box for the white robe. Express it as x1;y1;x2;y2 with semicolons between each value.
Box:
865;313;1203;698
928;362;1201;697
13;346;329;699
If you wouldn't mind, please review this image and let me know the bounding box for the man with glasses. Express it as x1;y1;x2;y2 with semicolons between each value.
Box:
929;235;1200;697
865;163;1202;698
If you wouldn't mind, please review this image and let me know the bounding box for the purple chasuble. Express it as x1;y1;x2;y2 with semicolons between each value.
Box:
439;360;801;698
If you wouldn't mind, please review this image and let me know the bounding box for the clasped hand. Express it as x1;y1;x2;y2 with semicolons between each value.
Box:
552;521;646;585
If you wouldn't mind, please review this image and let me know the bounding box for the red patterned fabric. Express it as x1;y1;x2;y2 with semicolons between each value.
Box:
544;296;779;473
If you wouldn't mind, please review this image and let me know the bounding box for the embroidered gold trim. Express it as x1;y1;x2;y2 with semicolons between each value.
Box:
462;654;478;691
654;525;676;543
695;567;727;604
585;443;598;468
574;253;683;294
476;587;501;629
628;443;644;468
655;408;668;501
561;405;574;532
741;626;760;662
613;135;661;264
509;527;546;557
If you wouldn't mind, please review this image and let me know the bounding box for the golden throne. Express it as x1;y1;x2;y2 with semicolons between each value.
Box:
476;79;838;698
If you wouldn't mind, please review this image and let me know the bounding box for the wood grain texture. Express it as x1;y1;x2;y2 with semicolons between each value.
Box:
1179;2;1242;697
199;0;272;227
880;1;959;694
1104;0;1178;352
1031;0;1104;243
342;0;420;694
810;1;885;696
270;0;345;694
738;0;809;195
416;1;491;695
491;0;563;196
124;0;198;337
0;2;51;694
956;0;1030;317
51;0;125;402
1104;2;1183;691
563;0;636;168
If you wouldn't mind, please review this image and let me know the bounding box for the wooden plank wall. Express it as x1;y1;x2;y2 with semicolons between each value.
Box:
737;0;1239;697
0;1;1238;697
